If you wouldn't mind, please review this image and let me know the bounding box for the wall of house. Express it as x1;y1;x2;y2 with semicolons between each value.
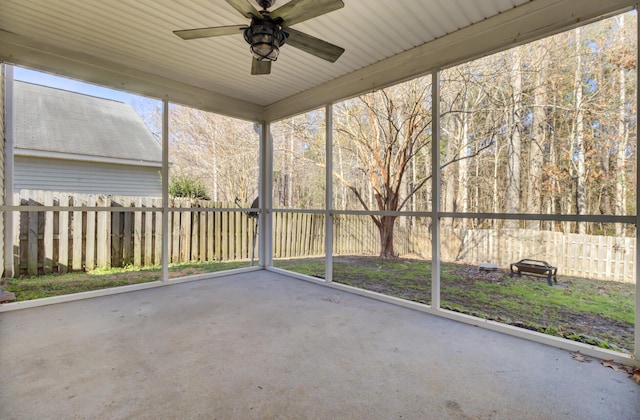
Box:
14;156;162;197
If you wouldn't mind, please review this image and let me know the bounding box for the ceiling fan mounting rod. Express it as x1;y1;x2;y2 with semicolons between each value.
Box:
257;0;275;10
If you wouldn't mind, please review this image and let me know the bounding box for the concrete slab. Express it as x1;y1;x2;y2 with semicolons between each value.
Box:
1;271;638;419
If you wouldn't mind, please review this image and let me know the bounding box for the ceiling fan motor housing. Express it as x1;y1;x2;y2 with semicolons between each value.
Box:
243;17;287;61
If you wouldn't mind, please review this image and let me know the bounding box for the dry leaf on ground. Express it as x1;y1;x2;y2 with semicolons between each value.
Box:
570;351;591;363
601;359;634;373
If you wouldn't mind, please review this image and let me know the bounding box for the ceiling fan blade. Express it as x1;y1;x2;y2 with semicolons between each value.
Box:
174;25;247;40
225;0;262;19
251;58;271;75
271;0;344;27
285;28;345;63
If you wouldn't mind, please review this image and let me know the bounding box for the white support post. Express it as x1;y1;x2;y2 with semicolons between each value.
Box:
635;9;639;358
161;99;169;281
259;121;273;268
431;72;441;309
3;64;15;278
325;104;333;282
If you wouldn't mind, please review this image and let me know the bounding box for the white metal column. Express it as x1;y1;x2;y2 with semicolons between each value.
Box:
635;8;639;358
259;121;273;268
3;64;15;278
325;104;334;282
431;72;441;309
161;99;169;281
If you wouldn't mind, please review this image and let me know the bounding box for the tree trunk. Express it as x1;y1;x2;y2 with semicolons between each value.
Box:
574;27;587;234
505;47;522;229
457;101;469;215
615;14;627;236
442;117;458;229
378;215;397;258
492;136;500;227
526;42;548;229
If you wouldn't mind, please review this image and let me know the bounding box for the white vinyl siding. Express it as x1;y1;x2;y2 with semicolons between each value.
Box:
14;156;161;197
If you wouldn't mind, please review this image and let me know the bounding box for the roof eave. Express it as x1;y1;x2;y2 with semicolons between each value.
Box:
14;148;164;168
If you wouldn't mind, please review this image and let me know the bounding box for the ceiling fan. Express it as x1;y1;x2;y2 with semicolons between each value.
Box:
173;0;345;75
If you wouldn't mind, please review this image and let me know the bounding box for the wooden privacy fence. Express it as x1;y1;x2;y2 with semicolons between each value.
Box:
12;191;328;276
453;228;636;283
331;215;417;257
9;190;636;283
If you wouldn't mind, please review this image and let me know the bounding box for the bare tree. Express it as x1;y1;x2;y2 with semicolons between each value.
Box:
573;27;587;234
169;105;259;203
333;76;493;258
505;47;523;228
525;41;550;229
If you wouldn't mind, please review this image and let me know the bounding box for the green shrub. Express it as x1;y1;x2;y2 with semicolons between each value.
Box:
169;174;210;199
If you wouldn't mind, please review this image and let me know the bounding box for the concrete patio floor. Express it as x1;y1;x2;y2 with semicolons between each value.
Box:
1;270;638;419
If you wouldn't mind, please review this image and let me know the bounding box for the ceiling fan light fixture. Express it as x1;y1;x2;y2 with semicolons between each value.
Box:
244;20;286;61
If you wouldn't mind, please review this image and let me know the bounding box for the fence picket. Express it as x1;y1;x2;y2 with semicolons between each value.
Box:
180;200;191;262
85;195;96;270
96;195;110;269
171;203;180;264
134;197;143;267
154;199;162;266
191;205;199;261
214;205;222;261
207;209;214;262
26;191;38;275
273;213;281;258
71;193;83;270
199;204;207;261
43;191;54;274
222;209;229;261
58;192;70;273
234;211;242;260
144;198;154;266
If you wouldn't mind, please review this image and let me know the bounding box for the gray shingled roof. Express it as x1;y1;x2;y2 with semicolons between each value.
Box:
14;81;161;165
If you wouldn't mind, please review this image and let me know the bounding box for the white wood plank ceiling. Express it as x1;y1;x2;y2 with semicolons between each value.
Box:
0;0;636;121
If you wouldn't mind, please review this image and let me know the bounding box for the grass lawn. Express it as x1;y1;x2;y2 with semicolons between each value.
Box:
2;260;249;301
276;256;636;353
3;256;635;353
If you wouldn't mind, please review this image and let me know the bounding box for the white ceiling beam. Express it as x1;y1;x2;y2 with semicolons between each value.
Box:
264;0;637;122
0;30;264;122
